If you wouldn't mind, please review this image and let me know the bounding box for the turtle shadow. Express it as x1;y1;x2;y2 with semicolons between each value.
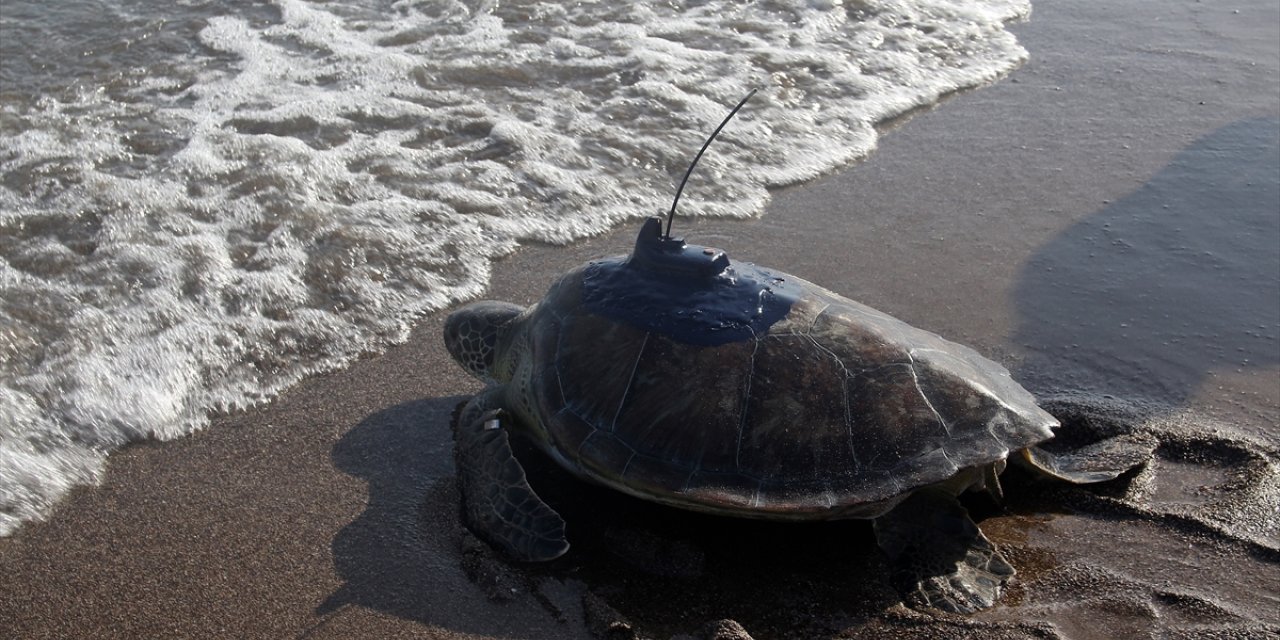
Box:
316;394;543;635
502;434;906;636
1011;117;1280;405
315;392;902;637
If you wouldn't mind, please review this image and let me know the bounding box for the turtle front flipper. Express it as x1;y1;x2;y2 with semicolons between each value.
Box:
1015;432;1157;484
453;390;568;562
872;489;1014;613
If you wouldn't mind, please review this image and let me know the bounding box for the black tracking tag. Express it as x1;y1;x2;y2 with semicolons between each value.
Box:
581;218;801;346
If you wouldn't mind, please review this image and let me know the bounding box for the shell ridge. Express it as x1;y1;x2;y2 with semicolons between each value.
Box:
845;404;863;476
917;349;1034;448
550;406;587;471
578;431;639;476
841;366;856;476
907;346;1035;421
841;302;910;344
553;318;570;423
619;451;637;478
572;422;595;462
904;350;953;439
562;403;593;427
680;467;698;493
985;414;1012;450
610;332;650;432
803;331;849;377
936;447;959;476
571;407;624;465
974;377;1044;439
800;323;861;479
906;345;1054;455
847;361;912;382
631;448;698;472
733;328;761;474
806;302;833;334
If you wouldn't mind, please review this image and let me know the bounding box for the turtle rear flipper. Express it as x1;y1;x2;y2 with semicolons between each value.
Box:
1016;432;1156;484
454;394;569;562
872;489;1014;613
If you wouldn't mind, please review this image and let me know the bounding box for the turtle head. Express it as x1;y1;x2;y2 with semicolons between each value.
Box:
444;301;525;383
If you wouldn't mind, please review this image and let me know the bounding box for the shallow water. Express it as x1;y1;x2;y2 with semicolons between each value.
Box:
0;0;1033;534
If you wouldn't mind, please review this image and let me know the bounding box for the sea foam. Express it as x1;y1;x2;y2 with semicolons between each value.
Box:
0;0;1031;534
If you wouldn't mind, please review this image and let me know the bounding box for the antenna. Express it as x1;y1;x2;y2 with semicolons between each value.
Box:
665;89;757;239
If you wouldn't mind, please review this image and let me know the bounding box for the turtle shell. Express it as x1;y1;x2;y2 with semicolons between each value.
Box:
509;254;1057;520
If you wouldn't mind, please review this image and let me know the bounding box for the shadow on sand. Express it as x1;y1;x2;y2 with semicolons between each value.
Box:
1012;117;1280;403
318;392;898;638
314;395;500;630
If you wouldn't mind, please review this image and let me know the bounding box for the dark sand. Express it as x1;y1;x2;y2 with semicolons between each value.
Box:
3;1;1278;638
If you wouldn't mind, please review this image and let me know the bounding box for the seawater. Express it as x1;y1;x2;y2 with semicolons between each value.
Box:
0;0;1031;535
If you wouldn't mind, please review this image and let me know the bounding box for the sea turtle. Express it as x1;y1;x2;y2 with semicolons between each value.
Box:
442;96;1153;613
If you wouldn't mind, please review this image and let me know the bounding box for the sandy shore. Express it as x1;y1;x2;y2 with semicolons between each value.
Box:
3;1;1278;638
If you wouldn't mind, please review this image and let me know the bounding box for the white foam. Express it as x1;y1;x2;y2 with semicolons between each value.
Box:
0;0;1031;535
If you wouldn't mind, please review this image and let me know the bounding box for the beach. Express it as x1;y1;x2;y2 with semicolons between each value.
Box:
2;0;1278;638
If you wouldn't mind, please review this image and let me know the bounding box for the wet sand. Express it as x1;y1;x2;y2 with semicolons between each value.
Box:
2;1;1278;638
